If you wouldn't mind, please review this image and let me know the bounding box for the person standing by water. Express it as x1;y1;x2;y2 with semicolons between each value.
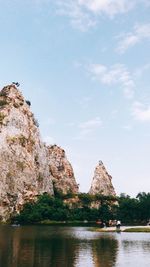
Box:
116;220;121;230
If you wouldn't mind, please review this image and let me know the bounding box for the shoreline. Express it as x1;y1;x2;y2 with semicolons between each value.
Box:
92;226;150;233
1;220;150;232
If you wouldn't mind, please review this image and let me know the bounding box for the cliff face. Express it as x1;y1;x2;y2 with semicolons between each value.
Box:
89;161;116;196
0;85;54;221
0;84;117;221
48;145;79;195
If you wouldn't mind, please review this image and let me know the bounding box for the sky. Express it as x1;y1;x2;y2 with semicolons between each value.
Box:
0;0;150;197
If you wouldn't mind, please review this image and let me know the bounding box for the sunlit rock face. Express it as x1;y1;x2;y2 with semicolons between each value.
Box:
48;145;79;195
89;161;116;196
0;85;54;221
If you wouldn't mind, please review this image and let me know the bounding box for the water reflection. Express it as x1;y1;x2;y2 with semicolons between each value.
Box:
0;226;78;267
0;226;149;267
92;236;118;267
122;236;150;252
0;226;118;267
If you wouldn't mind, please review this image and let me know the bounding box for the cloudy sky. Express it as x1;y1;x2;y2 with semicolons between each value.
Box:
0;0;150;196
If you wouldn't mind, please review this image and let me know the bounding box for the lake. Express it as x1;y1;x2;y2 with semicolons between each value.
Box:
0;226;150;267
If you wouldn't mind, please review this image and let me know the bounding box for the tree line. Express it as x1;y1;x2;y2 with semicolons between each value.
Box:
12;192;150;225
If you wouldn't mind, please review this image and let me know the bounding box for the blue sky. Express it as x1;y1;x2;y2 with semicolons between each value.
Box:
0;0;150;196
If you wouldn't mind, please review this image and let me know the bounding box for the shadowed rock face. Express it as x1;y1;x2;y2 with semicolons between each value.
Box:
48;145;79;195
0;85;54;221
89;161;116;196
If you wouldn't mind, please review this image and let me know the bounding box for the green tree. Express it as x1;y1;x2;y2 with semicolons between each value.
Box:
136;192;150;221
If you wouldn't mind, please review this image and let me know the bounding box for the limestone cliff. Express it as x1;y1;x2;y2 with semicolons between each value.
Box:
89;161;116;196
0;84;117;221
0;85;54;221
48;145;79;195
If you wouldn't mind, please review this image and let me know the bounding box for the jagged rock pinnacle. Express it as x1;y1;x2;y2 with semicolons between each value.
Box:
89;161;116;196
48;145;79;195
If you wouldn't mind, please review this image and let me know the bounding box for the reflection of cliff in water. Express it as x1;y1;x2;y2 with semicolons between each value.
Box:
73;234;118;267
92;235;118;267
0;226;118;267
0;226;78;267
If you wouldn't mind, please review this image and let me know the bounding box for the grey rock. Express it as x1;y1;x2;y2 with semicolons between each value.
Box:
48;145;79;195
0;85;54;221
89;161;116;196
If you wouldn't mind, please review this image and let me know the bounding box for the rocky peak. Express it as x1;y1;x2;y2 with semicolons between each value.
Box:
48;145;79;195
0;85;54;221
1;84;22;99
89;161;116;196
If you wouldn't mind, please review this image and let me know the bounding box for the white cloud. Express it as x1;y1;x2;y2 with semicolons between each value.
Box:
132;101;150;121
122;125;132;131
28;0;149;30
74;117;102;139
117;23;150;53
65;122;76;127
134;63;150;78
55;0;96;31
78;0;134;16
54;0;135;30
88;63;135;98
43;135;55;144
79;117;102;130
78;96;91;109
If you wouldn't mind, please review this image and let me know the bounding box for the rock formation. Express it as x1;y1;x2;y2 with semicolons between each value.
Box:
0;84;117;221
89;161;116;196
48;145;79;195
0;85;54;221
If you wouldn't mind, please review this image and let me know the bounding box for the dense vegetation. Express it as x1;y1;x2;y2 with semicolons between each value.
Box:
118;192;150;224
12;192;150;225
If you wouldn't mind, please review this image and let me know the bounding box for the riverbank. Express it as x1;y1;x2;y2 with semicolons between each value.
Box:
1;219;150;232
92;226;150;233
39;220;98;226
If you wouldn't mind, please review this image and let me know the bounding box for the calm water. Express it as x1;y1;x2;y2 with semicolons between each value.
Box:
0;226;150;267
